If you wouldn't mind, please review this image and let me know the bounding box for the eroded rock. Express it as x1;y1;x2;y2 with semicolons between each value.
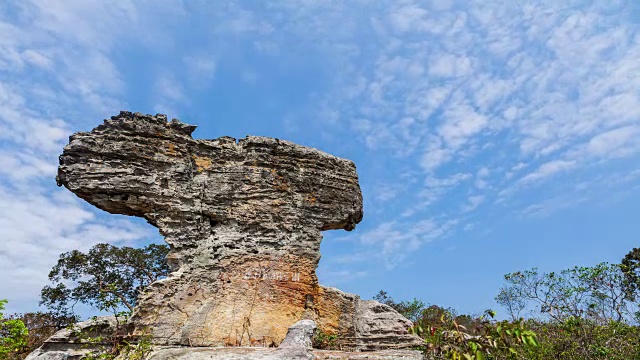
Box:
26;316;122;360
54;111;422;350
139;347;424;360
140;320;422;359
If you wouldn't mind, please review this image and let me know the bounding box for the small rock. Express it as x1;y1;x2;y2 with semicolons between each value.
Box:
278;320;317;349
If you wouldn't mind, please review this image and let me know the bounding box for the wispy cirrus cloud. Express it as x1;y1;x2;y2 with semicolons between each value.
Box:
261;0;640;266
2;0;639;310
0;1;176;311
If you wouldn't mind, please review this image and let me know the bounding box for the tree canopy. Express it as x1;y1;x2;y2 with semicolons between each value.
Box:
496;262;637;323
40;243;170;315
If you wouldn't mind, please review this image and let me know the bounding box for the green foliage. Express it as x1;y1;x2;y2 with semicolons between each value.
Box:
493;257;640;359
40;243;170;315
497;263;637;323
117;336;153;360
3;311;78;358
621;247;640;302
373;290;430;322
29;243;167;359
0;300;29;359
65;315;152;360
516;318;640;359
410;309;538;359
312;330;339;350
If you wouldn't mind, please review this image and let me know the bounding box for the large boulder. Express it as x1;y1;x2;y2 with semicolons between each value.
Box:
54;111;422;350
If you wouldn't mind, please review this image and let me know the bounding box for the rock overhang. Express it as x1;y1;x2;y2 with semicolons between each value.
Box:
53;111;420;350
57;111;363;233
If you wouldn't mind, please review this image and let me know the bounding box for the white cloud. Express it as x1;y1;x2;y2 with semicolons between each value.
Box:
357;217;458;268
257;0;640;266
586;126;640;157
2;0;640;302
374;183;403;202
389;4;429;33
416;172;472;208
520;194;589;218
183;55;217;88
475;167;489;188
421;144;452;172
463;195;485;213
429;54;472;78
154;70;186;105
22;49;52;69
519;160;576;184
0;0;177;312
0;186;151;307
0;151;58;181
438;105;488;149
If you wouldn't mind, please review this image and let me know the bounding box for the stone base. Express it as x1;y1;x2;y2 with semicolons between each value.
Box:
143;347;423;360
27;318;424;360
25;316;126;360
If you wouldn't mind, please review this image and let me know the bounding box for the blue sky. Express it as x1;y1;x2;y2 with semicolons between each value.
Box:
1;1;639;318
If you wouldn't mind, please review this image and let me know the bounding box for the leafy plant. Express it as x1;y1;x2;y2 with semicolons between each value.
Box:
312;330;339;350
65;314;152;360
0;300;29;359
411;309;538;359
3;311;77;358
517;318;640;359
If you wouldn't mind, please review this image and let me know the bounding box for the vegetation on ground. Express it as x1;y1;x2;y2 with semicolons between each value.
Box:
4;243;640;359
1;243;169;359
374;247;640;359
1;300;29;359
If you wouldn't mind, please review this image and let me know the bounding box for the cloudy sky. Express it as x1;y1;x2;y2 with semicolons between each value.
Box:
1;1;639;317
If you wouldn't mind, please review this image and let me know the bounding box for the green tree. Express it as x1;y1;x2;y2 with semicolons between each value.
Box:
495;286;526;321
497;263;636;324
40;243;170;316
373;290;427;322
621;247;640;302
0;300;29;359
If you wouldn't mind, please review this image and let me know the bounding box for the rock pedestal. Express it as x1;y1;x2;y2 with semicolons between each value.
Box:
55;111;422;350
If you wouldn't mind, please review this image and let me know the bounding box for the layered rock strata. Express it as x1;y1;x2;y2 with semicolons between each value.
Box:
55;111;421;350
25;316;124;360
27;318;423;360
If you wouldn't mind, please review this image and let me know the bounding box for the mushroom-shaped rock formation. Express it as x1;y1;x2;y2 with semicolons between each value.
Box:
56;111;422;350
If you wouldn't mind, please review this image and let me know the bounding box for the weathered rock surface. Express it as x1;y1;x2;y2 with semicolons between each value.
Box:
136;320;422;360
142;347;423;359
28;318;423;360
54;111;422;350
26;316;121;360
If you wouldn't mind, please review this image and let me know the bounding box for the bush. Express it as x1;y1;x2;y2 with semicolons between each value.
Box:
0;300;29;359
